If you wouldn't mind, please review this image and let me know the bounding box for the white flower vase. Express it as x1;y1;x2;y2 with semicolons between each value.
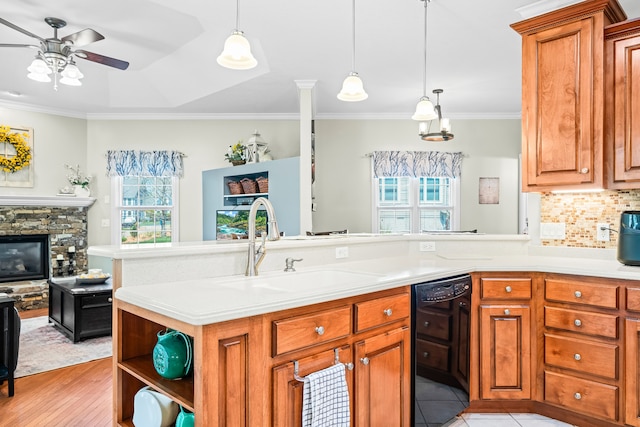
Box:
74;185;90;198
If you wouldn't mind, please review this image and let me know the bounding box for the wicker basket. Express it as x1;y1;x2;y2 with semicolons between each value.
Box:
240;177;258;194
227;180;244;195
256;176;269;193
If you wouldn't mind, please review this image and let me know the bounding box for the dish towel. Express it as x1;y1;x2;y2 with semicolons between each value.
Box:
301;363;350;427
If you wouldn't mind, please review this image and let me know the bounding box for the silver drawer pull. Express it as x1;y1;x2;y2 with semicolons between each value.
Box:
574;353;581;361
360;357;370;365
574;392;582;400
315;326;325;336
574;290;582;298
423;352;430;358
505;286;512;293
574;319;582;327
504;309;510;315
383;308;393;317
580;167;589;174
345;362;354;370
108;297;113;303
423;321;430;327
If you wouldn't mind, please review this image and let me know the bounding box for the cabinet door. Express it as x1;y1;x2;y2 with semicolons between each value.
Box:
354;326;410;427
626;318;640;426
479;305;531;400
272;346;352;427
521;18;602;190
608;31;640;188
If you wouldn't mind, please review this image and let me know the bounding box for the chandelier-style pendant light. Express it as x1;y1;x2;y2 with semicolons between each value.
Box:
217;0;257;70
337;0;368;101
412;0;437;121
420;88;454;141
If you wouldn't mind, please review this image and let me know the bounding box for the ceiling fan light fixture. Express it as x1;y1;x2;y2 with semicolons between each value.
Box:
61;61;84;80
337;72;368;101
217;30;257;70
27;58;52;75
412;96;437;121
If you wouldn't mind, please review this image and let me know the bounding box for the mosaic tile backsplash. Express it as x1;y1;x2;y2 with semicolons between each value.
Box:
540;190;640;248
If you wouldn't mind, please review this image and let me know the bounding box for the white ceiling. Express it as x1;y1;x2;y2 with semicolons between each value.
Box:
0;0;638;119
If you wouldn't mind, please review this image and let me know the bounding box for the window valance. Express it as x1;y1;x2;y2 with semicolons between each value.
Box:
106;150;185;177
372;151;463;178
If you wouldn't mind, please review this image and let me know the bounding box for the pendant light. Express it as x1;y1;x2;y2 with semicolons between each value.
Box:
412;0;437;121
420;89;454;141
217;0;257;70
337;0;368;101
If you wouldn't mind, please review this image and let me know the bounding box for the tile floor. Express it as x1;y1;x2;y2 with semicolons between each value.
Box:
414;376;577;427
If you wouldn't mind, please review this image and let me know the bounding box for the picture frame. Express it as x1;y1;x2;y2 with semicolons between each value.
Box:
0;125;34;187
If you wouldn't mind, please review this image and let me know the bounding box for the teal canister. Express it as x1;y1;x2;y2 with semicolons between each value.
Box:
175;406;195;427
152;329;193;379
618;211;640;266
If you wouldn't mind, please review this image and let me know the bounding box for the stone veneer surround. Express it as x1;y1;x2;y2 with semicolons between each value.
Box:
0;195;94;310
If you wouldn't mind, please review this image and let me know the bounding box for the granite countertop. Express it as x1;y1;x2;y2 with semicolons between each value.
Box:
115;253;640;326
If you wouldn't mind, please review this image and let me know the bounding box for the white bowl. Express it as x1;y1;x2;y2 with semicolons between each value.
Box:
132;386;179;427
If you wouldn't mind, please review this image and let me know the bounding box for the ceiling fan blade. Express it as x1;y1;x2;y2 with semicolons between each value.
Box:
0;17;45;42
62;28;104;47
74;49;129;70
0;43;39;49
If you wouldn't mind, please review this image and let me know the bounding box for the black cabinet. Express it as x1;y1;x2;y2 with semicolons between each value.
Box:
0;296;18;397
48;279;112;342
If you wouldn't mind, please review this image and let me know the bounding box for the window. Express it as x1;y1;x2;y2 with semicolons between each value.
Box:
112;176;179;246
374;176;459;234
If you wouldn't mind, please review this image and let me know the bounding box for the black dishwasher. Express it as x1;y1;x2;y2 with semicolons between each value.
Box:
412;274;472;424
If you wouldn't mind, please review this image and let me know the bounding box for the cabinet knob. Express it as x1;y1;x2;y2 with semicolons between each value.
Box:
424;321;430;327
574;353;581;361
383;308;393;317
459;301;467;308
108;297;113;303
574;392;582;400
315;326;325;336
574;319;582;327
504;309;510;315
574;290;582;298
423;352;430;358
580;168;589;174
505;286;512;293
360;357;370;365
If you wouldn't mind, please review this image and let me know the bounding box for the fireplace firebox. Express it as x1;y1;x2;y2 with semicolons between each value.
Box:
0;235;50;283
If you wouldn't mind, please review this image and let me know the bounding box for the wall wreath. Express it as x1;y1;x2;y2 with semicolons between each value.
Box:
0;125;31;173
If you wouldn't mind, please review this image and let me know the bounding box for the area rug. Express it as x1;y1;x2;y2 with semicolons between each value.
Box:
14;316;112;378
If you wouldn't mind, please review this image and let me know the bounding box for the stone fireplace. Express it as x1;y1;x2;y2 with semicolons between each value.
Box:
0;195;94;310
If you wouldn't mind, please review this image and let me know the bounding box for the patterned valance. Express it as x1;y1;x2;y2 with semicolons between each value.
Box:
106;150;185;177
372;151;463;178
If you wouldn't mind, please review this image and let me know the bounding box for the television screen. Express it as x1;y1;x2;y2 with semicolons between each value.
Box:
216;210;268;240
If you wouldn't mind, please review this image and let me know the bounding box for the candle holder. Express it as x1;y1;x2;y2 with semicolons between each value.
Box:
56;258;64;277
67;251;75;276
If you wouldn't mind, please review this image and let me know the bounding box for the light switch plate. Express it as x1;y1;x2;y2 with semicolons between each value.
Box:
335;247;349;259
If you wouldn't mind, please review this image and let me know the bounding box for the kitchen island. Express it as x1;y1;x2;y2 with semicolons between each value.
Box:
94;234;640;426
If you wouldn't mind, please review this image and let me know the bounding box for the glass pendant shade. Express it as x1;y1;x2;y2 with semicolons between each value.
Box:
217;31;257;70
412;97;437;121
337;72;368;102
27;58;52;82
60;62;83;86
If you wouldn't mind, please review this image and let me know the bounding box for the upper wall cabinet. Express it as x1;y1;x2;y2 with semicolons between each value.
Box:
512;0;626;192
605;19;640;189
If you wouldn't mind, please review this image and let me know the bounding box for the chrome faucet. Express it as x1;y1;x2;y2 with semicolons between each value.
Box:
246;197;280;276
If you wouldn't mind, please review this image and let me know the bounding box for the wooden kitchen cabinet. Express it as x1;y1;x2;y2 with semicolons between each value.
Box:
625;318;640;426
511;0;625;192
605;19;640;189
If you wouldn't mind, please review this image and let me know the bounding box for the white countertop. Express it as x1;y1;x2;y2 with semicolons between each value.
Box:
115;252;640;326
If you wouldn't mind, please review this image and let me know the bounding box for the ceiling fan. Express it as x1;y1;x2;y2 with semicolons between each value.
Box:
0;16;129;89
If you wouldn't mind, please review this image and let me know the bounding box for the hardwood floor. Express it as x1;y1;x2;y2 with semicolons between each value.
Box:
0;308;112;426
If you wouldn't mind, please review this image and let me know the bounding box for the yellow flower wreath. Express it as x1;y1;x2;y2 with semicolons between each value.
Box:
0;125;31;173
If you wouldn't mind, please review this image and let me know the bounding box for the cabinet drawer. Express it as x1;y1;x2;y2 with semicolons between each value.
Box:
480;278;531;300
354;292;409;333
415;309;451;341
81;293;113;309
627;287;640;312
544;371;618;421
545;279;619;309
544;334;618;379
415;339;449;371
544;306;618;339
272;306;351;356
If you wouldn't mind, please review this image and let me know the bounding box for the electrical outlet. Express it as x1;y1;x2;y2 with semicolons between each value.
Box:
597;223;610;241
101;219;110;227
420;241;436;252
335;247;349;259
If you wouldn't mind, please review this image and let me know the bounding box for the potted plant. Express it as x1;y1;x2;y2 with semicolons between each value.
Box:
65;164;92;197
225;142;247;166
